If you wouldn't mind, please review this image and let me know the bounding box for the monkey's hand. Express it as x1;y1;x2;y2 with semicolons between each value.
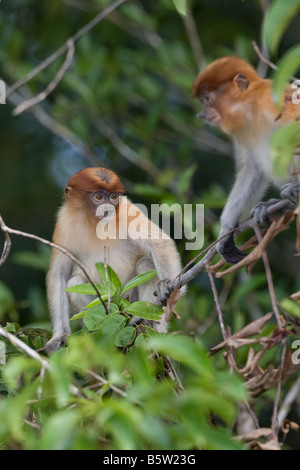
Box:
280;182;299;205
153;279;174;306
45;334;68;355
218;233;247;264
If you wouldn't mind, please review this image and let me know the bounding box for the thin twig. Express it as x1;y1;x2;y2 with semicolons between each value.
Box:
253;224;282;328
252;40;278;72
88;370;127;397
207;270;227;341
0;228;11;266
252;40;298;81
271;342;287;438
182;4;205;71
7;89;100;165
104;246;110;310
6;0;127;97
96;120;160;179
164;355;184;393
207;270;236;370
0;215;109;315
0;325;49;371
277;375;300;425
12;39;75;116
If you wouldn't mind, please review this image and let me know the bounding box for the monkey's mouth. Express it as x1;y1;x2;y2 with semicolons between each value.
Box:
207;115;220;125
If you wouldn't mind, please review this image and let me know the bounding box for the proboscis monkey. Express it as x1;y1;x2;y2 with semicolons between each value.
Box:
193;56;300;263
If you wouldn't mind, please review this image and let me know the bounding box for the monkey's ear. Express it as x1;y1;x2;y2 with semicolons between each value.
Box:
233;73;249;90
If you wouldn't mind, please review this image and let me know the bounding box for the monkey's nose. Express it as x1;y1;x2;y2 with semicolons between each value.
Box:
197;111;206;119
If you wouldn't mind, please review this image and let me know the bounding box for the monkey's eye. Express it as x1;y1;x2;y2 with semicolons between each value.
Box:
110;193;119;201
94;192;104;201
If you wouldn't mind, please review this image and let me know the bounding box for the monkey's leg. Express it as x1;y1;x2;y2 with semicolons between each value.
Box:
218;162;268;264
45;275;94;354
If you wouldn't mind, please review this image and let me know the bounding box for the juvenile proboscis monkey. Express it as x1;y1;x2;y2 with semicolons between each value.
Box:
193;56;300;263
46;167;184;352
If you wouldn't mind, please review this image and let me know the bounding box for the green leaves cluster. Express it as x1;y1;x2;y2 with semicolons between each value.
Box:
66;262;163;347
0;327;245;450
0;261;246;450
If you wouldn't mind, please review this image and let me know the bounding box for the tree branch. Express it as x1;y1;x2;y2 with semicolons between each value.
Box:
6;0;127;98
12;39;75;116
0;215;109;315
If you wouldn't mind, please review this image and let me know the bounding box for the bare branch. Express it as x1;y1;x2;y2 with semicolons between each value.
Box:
182;4;206;71
277;375;300;425
7;89;101;165
6;0;127;98
271;342;287;438
12;39;75;116
253;224;282;328
0;214;109;315
0;325;49;372
0;226;11;267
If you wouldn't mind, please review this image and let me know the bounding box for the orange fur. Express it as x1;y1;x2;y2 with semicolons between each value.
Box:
193;56;300;144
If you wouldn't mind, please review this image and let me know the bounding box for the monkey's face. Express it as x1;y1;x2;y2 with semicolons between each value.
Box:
90;190;121;221
197;91;222;126
196;75;252;136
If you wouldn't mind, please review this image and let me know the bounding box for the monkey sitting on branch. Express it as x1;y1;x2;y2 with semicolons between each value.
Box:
46;167;185;353
193;56;300;264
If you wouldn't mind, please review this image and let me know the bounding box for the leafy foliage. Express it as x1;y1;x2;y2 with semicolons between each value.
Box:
0;322;246;450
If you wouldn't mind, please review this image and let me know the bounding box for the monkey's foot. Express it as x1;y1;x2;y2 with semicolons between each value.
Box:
218;233;247;264
45;334;68;355
153;279;173;306
251;197;296;225
280;182;299;205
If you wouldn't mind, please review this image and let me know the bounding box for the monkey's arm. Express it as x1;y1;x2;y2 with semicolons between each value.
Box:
219;160;269;264
45;251;73;353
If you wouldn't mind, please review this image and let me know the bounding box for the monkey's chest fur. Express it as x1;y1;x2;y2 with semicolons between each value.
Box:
76;237;141;287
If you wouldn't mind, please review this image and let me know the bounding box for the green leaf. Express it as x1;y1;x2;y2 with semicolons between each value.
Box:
126;301;163;321
281;298;300;318
114;326;136;347
119;298;131;311
272;45;300;106
270;121;300;179
38;410;79;450
173;0;187;17
95;262;122;296
99;313;126;338
147;335;212;376
83;304;108;331
64;283;106;296
121;270;157;295
263;0;300;54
